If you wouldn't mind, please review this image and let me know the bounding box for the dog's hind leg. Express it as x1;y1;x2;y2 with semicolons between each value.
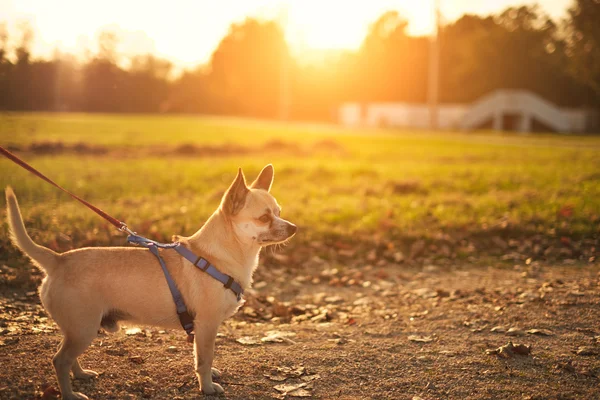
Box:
56;339;97;379
56;339;98;380
53;329;97;400
72;359;99;380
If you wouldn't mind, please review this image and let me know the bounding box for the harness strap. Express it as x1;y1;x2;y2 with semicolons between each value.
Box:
146;244;195;338
127;234;244;341
174;244;244;301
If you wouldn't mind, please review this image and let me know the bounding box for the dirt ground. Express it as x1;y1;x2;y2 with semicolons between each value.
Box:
1;255;599;400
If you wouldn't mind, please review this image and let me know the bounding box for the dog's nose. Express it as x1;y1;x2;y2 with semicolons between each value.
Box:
287;223;297;236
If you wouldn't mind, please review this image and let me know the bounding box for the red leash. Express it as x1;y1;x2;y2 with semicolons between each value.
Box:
0;145;131;233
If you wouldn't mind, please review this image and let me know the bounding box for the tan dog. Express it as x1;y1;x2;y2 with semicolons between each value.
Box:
6;164;296;400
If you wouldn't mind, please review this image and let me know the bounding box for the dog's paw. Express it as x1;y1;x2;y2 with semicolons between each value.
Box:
201;382;224;395
211;367;221;379
64;392;89;400
74;369;99;380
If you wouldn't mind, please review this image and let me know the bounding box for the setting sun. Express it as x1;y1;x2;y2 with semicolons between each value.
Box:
284;1;435;51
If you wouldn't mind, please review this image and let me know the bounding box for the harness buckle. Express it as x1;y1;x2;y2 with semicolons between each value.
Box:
177;310;194;331
194;256;210;271
224;275;234;289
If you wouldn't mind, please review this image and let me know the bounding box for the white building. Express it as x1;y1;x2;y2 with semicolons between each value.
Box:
339;90;599;133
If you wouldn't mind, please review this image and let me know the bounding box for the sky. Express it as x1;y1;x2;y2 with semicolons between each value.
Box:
0;0;573;68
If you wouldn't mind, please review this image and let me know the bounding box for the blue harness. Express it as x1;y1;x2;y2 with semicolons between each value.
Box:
127;234;243;341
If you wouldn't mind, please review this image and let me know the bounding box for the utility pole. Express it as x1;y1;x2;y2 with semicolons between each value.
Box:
278;4;290;121
428;0;441;130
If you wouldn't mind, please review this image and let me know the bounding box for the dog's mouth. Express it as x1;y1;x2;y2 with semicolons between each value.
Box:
257;235;294;246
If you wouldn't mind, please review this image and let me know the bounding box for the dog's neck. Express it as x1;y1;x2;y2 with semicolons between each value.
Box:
186;210;261;290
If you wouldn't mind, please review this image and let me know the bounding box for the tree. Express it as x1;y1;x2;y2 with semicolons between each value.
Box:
439;14;502;102
6;22;36;110
81;29;127;112
126;55;173;112
355;11;429;103
565;0;600;97
208;18;289;118
439;6;588;106
0;23;11;109
169;67;214;113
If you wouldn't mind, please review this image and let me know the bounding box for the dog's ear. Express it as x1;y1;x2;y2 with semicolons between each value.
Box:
222;168;249;216
250;164;274;192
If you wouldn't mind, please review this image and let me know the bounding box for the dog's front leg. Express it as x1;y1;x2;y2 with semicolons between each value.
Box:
194;323;224;395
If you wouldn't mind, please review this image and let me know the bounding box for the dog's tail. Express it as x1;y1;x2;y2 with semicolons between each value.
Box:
5;187;59;272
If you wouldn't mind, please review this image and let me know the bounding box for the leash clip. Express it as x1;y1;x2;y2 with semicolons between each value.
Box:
119;223;136;236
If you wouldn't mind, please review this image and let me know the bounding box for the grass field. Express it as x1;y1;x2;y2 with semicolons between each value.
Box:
1;113;599;399
1;113;599;264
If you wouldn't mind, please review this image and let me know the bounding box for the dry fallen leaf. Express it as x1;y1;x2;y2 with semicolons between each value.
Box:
412;288;437;299
337;249;356;258
527;329;554;336
166;346;178;353
272;302;292;318
274;382;307;394
439;350;456;357
486;341;531;358
243;307;259;318
40;386;61;400
125;327;145;337
261;330;297;344
324;296;343;304
301;374;321;382
31;325;56;333
506;327;525;337
408;335;433;343
265;366;307;382
236;336;261;345
576;346;597;356
105;347;127;356
277;366;305;377
288;388;312;397
265;366;308;382
266;375;288;382
329;337;348;345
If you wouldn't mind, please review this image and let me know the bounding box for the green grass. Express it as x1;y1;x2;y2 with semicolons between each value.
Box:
1;112;599;259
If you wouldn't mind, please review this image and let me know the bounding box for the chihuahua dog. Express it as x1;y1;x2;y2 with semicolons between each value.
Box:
6;164;296;400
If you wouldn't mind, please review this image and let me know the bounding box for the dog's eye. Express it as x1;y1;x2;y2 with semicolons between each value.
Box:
258;214;271;223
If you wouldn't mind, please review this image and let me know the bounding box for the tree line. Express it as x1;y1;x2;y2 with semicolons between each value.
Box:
0;1;598;121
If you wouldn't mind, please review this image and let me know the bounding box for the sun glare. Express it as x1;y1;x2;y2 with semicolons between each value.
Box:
284;1;436;53
0;0;570;66
286;2;373;51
